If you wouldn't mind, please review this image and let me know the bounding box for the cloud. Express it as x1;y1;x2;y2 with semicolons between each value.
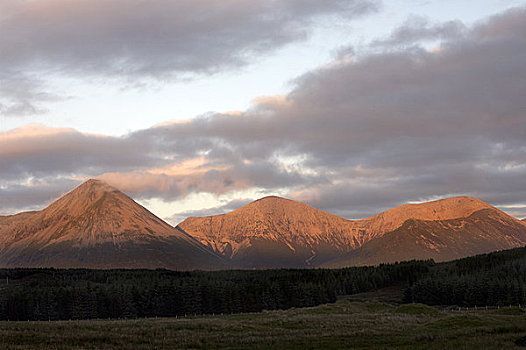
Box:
0;121;323;211
0;125;162;181
2;7;526;220
0;74;61;117
472;6;526;40
0;177;80;215
0;0;378;117
166;198;254;225
370;16;467;48
96;153;323;201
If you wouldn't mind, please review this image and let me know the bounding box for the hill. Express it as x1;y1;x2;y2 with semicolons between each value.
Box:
178;196;358;268
324;208;526;267
0;179;225;270
3;181;524;269
178;195;523;268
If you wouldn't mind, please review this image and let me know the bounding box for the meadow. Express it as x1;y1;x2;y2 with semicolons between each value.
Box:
1;299;526;349
3;248;526;349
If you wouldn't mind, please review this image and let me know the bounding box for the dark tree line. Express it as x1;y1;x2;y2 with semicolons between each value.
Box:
403;247;526;307
0;261;430;321
4;247;525;321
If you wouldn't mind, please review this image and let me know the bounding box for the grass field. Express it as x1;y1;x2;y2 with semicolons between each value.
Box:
2;299;526;350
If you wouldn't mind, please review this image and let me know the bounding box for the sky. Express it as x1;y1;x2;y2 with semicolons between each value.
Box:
1;0;526;224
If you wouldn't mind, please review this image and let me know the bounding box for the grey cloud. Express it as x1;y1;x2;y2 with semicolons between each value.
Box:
0;0;378;116
138;8;525;171
97;157;324;202
166;198;254;225
2;7;526;221
0;74;60;117
291;161;526;220
0;100;42;117
0;177;80;215
371;16;467;48
0;123;320;211
140;7;526;217
0;126;164;181
500;207;526;220
473;6;526;40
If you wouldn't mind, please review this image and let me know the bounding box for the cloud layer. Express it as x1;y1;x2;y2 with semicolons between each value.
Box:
0;0;377;116
1;6;526;221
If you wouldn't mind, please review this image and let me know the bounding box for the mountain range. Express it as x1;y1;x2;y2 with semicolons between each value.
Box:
178;196;526;268
1;179;525;269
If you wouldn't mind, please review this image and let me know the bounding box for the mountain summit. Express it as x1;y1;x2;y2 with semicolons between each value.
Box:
178;195;526;268
0;179;225;269
178;196;358;268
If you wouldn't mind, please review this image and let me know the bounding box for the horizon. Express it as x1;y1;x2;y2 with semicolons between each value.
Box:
4;177;524;225
1;0;526;224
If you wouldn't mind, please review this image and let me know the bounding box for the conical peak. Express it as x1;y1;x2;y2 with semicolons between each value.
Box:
76;178;116;192
20;177;189;247
84;178;105;185
41;178;127;218
0;181;225;269
67;179;124;200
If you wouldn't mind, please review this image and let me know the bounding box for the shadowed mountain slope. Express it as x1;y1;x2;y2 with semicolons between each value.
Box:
323;208;526;267
178;196;358;268
3;182;524;269
177;196;514;268
0;179;226;270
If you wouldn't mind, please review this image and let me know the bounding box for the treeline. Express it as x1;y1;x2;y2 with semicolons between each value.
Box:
0;262;430;321
4;247;526;321
403;247;526;307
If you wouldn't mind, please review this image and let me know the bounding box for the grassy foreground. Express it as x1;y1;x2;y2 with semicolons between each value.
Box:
1;300;526;350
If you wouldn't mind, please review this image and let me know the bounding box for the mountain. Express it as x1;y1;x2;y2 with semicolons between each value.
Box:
324;207;526;267
3;183;524;270
178;196;526;268
0;179;226;270
177;196;358;268
351;196;493;239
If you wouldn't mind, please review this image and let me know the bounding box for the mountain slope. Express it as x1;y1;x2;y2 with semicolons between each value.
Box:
353;196;493;242
3;184;523;270
0;179;225;270
178;196;524;268
324;208;526;267
178;196;359;268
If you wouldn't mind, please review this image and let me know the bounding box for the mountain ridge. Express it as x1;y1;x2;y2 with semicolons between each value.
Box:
2;180;525;269
323;207;526;267
177;195;358;268
177;195;511;268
